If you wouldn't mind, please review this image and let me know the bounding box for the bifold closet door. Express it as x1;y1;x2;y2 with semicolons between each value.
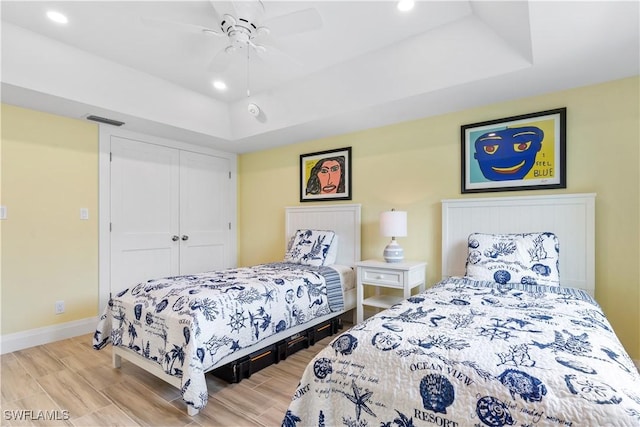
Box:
110;137;180;293
110;137;232;294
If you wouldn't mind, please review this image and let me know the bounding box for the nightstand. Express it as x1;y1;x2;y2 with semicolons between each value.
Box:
355;259;427;323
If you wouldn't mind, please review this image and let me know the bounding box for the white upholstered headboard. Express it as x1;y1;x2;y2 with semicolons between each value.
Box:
442;193;596;295
285;204;361;266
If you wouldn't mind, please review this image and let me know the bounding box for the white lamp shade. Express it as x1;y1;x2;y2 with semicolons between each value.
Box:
379;210;407;237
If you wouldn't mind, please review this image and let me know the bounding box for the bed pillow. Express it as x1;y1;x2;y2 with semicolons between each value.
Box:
285;229;337;266
465;232;560;285
324;234;339;265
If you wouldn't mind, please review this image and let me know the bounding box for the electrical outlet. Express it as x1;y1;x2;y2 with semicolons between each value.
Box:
55;300;65;314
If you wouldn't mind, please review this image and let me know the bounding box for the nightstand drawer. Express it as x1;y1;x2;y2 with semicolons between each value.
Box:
361;268;405;288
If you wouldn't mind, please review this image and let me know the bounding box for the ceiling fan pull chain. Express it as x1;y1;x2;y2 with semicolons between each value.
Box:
245;43;260;117
246;43;251;98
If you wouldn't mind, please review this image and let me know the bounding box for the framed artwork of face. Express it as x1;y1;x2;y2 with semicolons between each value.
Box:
300;147;352;202
461;108;566;193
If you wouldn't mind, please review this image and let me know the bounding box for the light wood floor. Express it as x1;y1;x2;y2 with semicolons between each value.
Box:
1;332;336;427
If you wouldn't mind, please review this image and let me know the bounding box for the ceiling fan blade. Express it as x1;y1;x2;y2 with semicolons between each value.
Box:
209;1;239;20
140;16;223;36
263;8;323;37
207;0;228;21
208;46;234;72
253;42;302;70
217;1;265;21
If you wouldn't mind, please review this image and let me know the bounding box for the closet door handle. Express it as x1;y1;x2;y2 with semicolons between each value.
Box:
171;235;179;241
181;235;189;241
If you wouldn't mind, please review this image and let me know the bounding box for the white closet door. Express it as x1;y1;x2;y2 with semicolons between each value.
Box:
110;137;180;293
179;150;231;274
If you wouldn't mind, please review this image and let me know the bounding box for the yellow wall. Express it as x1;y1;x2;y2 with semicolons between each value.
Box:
239;76;640;359
1;104;99;334
1;77;638;361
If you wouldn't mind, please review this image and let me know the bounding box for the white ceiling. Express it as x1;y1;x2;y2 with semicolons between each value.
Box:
1;1;638;154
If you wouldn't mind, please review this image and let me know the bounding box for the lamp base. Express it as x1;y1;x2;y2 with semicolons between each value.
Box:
383;239;404;263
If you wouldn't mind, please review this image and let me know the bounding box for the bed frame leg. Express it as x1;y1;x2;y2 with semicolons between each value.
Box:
113;352;122;369
187;406;199;416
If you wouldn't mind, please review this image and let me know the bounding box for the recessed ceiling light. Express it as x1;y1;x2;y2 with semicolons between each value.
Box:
397;0;415;12
213;80;227;91
46;10;68;24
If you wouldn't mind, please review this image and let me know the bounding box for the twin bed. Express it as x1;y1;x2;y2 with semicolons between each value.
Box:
284;194;640;426
93;204;361;416
94;194;640;425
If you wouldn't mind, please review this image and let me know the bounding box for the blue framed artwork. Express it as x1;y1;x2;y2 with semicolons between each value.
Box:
461;108;566;193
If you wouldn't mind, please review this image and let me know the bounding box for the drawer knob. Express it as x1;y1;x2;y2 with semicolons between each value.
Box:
377;275;384;279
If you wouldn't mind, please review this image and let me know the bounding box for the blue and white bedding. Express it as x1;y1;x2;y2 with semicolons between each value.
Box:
283;277;640;427
93;262;344;412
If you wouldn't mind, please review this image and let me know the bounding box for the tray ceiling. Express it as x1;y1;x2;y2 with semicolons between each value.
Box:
1;1;638;153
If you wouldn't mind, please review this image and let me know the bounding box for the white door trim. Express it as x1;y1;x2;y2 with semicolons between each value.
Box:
98;126;237;313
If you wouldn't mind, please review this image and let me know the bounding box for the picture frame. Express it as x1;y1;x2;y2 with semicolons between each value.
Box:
300;147;352;202
461;108;566;194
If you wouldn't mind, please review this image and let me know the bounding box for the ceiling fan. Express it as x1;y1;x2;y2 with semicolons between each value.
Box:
143;0;323;72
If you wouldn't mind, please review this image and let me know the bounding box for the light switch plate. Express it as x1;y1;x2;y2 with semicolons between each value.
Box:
80;208;89;220
0;206;6;220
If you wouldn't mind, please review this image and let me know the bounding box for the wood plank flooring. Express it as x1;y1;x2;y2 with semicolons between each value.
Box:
1;332;336;427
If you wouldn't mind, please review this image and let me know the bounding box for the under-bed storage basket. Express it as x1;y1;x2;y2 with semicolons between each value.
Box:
277;317;341;359
309;316;340;345
211;316;341;383
211;344;279;383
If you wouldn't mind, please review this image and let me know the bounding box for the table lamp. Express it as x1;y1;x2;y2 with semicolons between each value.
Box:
380;209;407;263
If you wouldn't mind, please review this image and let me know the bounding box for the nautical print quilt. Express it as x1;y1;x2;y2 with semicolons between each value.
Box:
93;262;344;412
283;277;640;427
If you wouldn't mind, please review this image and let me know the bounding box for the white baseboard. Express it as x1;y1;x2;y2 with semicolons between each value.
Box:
0;317;98;355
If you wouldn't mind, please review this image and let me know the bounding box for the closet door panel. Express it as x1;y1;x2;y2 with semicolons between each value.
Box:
110;137;180;293
179;150;230;275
